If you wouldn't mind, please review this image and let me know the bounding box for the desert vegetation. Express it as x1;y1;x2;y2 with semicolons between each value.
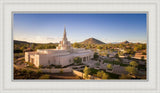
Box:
14;40;146;80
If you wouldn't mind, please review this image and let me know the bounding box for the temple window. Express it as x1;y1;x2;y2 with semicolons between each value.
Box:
48;60;50;65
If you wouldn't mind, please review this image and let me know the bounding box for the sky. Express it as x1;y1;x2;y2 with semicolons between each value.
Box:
13;13;147;43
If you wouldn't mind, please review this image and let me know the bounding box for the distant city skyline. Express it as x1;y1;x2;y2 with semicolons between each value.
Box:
13;13;147;43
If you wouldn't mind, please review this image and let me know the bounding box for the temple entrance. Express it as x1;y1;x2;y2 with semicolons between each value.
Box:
83;57;86;62
30;58;34;64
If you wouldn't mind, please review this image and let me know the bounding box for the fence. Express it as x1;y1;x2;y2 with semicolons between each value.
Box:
73;70;101;80
41;67;101;80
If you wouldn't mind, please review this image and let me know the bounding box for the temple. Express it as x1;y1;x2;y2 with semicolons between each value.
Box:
56;26;72;50
25;27;94;67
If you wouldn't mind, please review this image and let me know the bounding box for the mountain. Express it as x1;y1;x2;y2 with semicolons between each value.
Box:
121;40;130;44
14;40;59;44
14;40;29;44
81;38;105;44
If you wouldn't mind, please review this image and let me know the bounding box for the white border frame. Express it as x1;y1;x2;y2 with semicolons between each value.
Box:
0;0;160;93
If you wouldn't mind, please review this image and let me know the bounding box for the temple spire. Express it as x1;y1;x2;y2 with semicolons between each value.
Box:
63;25;67;41
56;26;71;50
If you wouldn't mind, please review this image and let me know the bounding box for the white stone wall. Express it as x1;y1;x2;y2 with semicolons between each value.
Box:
25;48;94;68
25;52;36;62
25;52;29;62
59;55;73;67
29;54;39;67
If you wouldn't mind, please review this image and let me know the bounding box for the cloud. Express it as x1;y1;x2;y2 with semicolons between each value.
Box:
14;35;62;43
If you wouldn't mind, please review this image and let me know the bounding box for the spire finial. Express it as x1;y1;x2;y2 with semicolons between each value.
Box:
64;25;66;33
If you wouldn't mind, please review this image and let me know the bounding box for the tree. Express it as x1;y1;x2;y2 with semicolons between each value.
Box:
96;70;105;78
114;54;119;58
141;56;145;61
73;42;80;48
130;61;138;67
83;66;91;79
107;54;109;57
31;43;35;50
73;57;82;65
125;66;137;75
127;55;131;60
21;69;27;75
94;52;99;60
102;73;109;79
106;64;112;70
142;52;146;55
97;45;103;50
97;71;102;78
134;47;138;52
118;51;123;56
95;62;100;67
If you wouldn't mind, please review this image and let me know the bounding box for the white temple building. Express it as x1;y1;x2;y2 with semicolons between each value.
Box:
25;27;94;67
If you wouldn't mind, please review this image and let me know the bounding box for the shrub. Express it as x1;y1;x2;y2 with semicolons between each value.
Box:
39;65;44;68
125;66;137;75
96;70;105;78
39;74;50;79
106;64;112;70
37;70;42;75
26;63;35;68
107;54;109;57
73;57;82;65
97;71;102;78
83;66;91;79
130;61;138;67
47;65;52;69
60;69;63;74
141;56;145;61
102;73;109;79
90;68;98;75
14;53;24;58
50;64;55;67
127;55;131;60
55;65;62;68
95;63;100;67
